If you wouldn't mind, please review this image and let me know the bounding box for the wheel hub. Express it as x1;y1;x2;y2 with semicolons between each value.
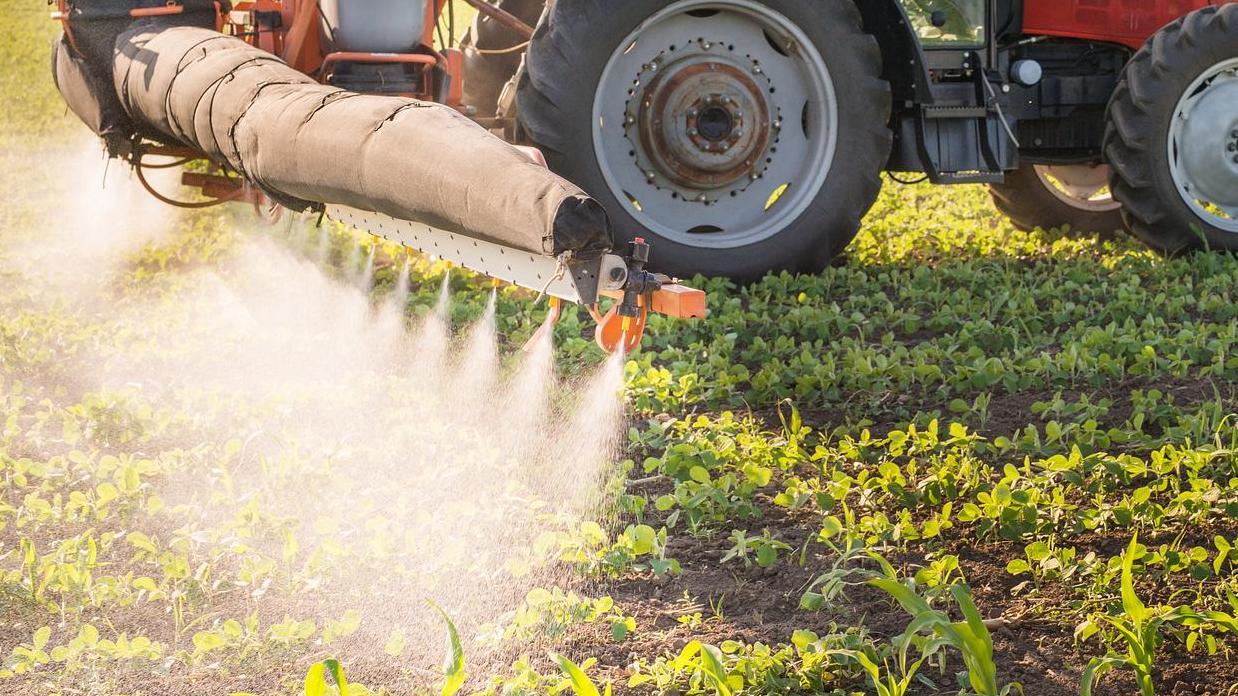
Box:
591;0;839;249
694;104;734;142
1177;76;1238;209
636;52;773;192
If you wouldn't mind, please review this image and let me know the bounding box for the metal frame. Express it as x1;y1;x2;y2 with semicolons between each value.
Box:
325;205;626;305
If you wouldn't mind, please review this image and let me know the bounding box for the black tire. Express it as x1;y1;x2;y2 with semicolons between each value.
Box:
1104;4;1238;254
516;0;891;280
459;0;545;118
989;164;1126;238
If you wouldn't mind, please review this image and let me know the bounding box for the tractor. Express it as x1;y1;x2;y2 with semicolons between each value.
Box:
493;0;1238;278
51;0;1238;285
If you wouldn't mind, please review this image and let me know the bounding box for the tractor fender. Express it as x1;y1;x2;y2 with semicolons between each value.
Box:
853;0;935;106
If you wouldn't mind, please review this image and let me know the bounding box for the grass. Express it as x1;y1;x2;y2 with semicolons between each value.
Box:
2;1;1236;695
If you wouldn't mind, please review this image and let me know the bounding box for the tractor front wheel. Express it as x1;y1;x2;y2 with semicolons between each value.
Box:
516;0;891;280
1105;4;1238;254
989;164;1125;238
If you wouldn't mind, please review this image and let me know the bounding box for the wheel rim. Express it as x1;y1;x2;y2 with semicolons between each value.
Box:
1167;57;1238;234
592;0;838;249
1032;164;1121;213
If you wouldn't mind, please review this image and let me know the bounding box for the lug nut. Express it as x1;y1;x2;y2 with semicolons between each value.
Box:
687;108;699;118
701;41;713;51
645;170;657;181
696;193;708;202
687;127;699;137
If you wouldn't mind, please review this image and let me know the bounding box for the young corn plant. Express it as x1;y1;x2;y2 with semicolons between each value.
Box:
868;555;1016;696
431;601;467;696
829;634;931;696
1080;535;1197;696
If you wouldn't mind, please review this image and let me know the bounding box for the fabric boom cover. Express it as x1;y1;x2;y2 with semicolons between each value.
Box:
56;21;612;259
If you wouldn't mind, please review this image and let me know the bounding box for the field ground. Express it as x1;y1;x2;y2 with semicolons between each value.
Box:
2;2;1236;696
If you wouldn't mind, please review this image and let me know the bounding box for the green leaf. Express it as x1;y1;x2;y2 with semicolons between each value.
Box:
1005;559;1031;576
32;626;51;651
429;601;466;696
1080;656;1128;696
697;643;732;696
304;660;347;696
323;660;348;696
1120;535;1146;625
756;544;777;568
304;664;326;696
630;525;657;555
552;653;601;696
384;629;405;658
819;516;844;539
192;631;226;654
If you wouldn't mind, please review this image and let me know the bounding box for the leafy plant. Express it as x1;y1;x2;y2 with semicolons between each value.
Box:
551;653;609;696
1080;535;1197;696
430;601;467;696
304;658;348;696
869;557;1016;696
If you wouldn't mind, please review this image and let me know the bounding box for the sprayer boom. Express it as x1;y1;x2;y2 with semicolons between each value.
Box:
49;7;705;353
330;205;706;352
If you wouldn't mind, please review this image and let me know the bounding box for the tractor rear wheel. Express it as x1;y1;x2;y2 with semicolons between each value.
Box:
989;164;1125;238
1105;4;1238;254
516;0;891;280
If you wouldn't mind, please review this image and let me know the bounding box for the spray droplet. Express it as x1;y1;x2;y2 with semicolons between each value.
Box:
359;246;376;293
315;226;330;266
392;257;411;309
436;271;452;322
346;237;362;279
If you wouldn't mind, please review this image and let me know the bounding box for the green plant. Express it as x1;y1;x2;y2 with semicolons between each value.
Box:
551;653;610;696
1079;535;1200;696
869;557;1016;696
430;601;467;696
304;658;348;696
720;529;791;568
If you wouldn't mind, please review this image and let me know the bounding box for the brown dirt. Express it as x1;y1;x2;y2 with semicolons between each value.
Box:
545;367;1238;696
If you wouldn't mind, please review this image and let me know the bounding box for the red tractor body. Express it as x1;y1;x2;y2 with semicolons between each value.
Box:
1023;0;1218;48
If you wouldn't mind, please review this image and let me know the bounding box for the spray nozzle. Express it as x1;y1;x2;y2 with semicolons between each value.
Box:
619;237;660;319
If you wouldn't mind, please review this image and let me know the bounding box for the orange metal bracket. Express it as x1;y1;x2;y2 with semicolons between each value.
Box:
592;281;705;353
600;283;707;320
